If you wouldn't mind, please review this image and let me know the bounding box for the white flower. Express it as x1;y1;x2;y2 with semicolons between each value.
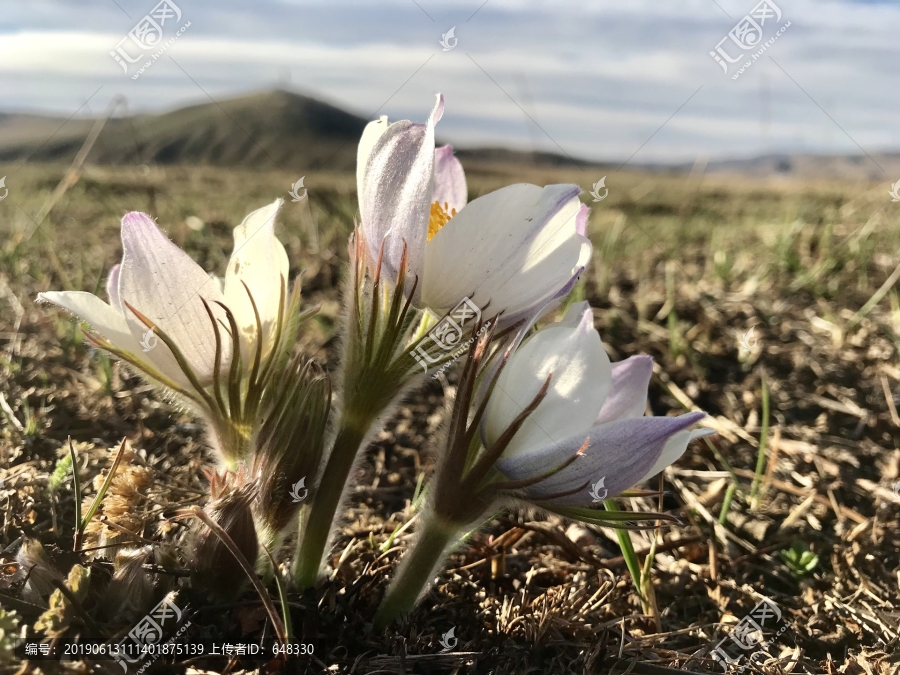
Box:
38;200;290;397
357;94;591;324
484;302;712;506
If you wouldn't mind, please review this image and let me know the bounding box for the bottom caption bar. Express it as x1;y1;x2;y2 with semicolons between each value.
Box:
14;638;315;662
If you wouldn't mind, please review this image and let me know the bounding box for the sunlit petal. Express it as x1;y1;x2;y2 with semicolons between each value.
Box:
106;264;123;313
37;290;188;387
359;94;443;298
422;183;589;320
485;302;611;458
119;211;226;385
223;199;288;359
356;115;390;199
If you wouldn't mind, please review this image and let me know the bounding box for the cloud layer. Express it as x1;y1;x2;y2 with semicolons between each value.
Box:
1;0;898;163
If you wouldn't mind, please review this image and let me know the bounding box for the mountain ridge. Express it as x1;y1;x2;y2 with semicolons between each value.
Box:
0;89;897;179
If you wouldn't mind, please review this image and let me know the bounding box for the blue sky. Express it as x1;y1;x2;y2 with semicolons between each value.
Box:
0;0;898;163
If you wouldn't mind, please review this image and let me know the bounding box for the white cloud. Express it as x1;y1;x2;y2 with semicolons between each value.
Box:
0;0;898;162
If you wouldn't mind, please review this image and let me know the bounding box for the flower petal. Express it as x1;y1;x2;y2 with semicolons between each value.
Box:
496;412;707;507
37;290;188;387
485;302;611;459
118;211;226;385
575;203;589;236
356;115;390;199
637;427;715;484
422;183;590;320
223;200;289;360
359;94;443;300
106;264;123;313
433;145;467;213
595;355;653;425
38;291;142;355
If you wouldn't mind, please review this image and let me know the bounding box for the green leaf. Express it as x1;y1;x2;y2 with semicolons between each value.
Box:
778;542;818;577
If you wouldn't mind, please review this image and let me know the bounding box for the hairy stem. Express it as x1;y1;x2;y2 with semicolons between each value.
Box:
292;416;370;589
374;516;457;628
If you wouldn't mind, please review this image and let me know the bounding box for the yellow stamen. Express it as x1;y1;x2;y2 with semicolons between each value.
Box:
427;201;457;241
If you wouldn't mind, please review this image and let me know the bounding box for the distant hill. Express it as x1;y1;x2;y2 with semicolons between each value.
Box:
0;90;368;171
0;89;898;179
0;89;599;172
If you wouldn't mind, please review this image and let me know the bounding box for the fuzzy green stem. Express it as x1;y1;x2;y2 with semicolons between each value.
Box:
292;418;369;589
374;517;457;628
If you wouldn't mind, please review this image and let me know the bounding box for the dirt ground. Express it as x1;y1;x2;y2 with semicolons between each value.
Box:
1;164;898;674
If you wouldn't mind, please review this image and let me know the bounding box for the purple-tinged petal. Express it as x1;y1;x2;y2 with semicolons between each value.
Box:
106;264;122;313
595;355;653;425
433;145;467;213
359;94;443;301
637;427;715;484
119;211;226;386
496;412;706;507
575;203;589;236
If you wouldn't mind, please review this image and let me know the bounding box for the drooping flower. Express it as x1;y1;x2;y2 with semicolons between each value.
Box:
356;94;591;324
38;200;314;465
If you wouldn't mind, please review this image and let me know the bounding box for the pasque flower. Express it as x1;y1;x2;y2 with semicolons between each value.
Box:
486;302;714;509
38;200;314;465
374;304;712;625
296;97;593;590
357;94;591;324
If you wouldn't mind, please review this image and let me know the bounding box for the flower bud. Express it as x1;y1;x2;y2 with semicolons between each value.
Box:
15;539;62;607
190;477;258;597
99;546;154;623
253;357;330;542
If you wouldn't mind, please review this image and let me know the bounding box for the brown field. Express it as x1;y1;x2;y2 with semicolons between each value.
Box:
1;161;898;674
